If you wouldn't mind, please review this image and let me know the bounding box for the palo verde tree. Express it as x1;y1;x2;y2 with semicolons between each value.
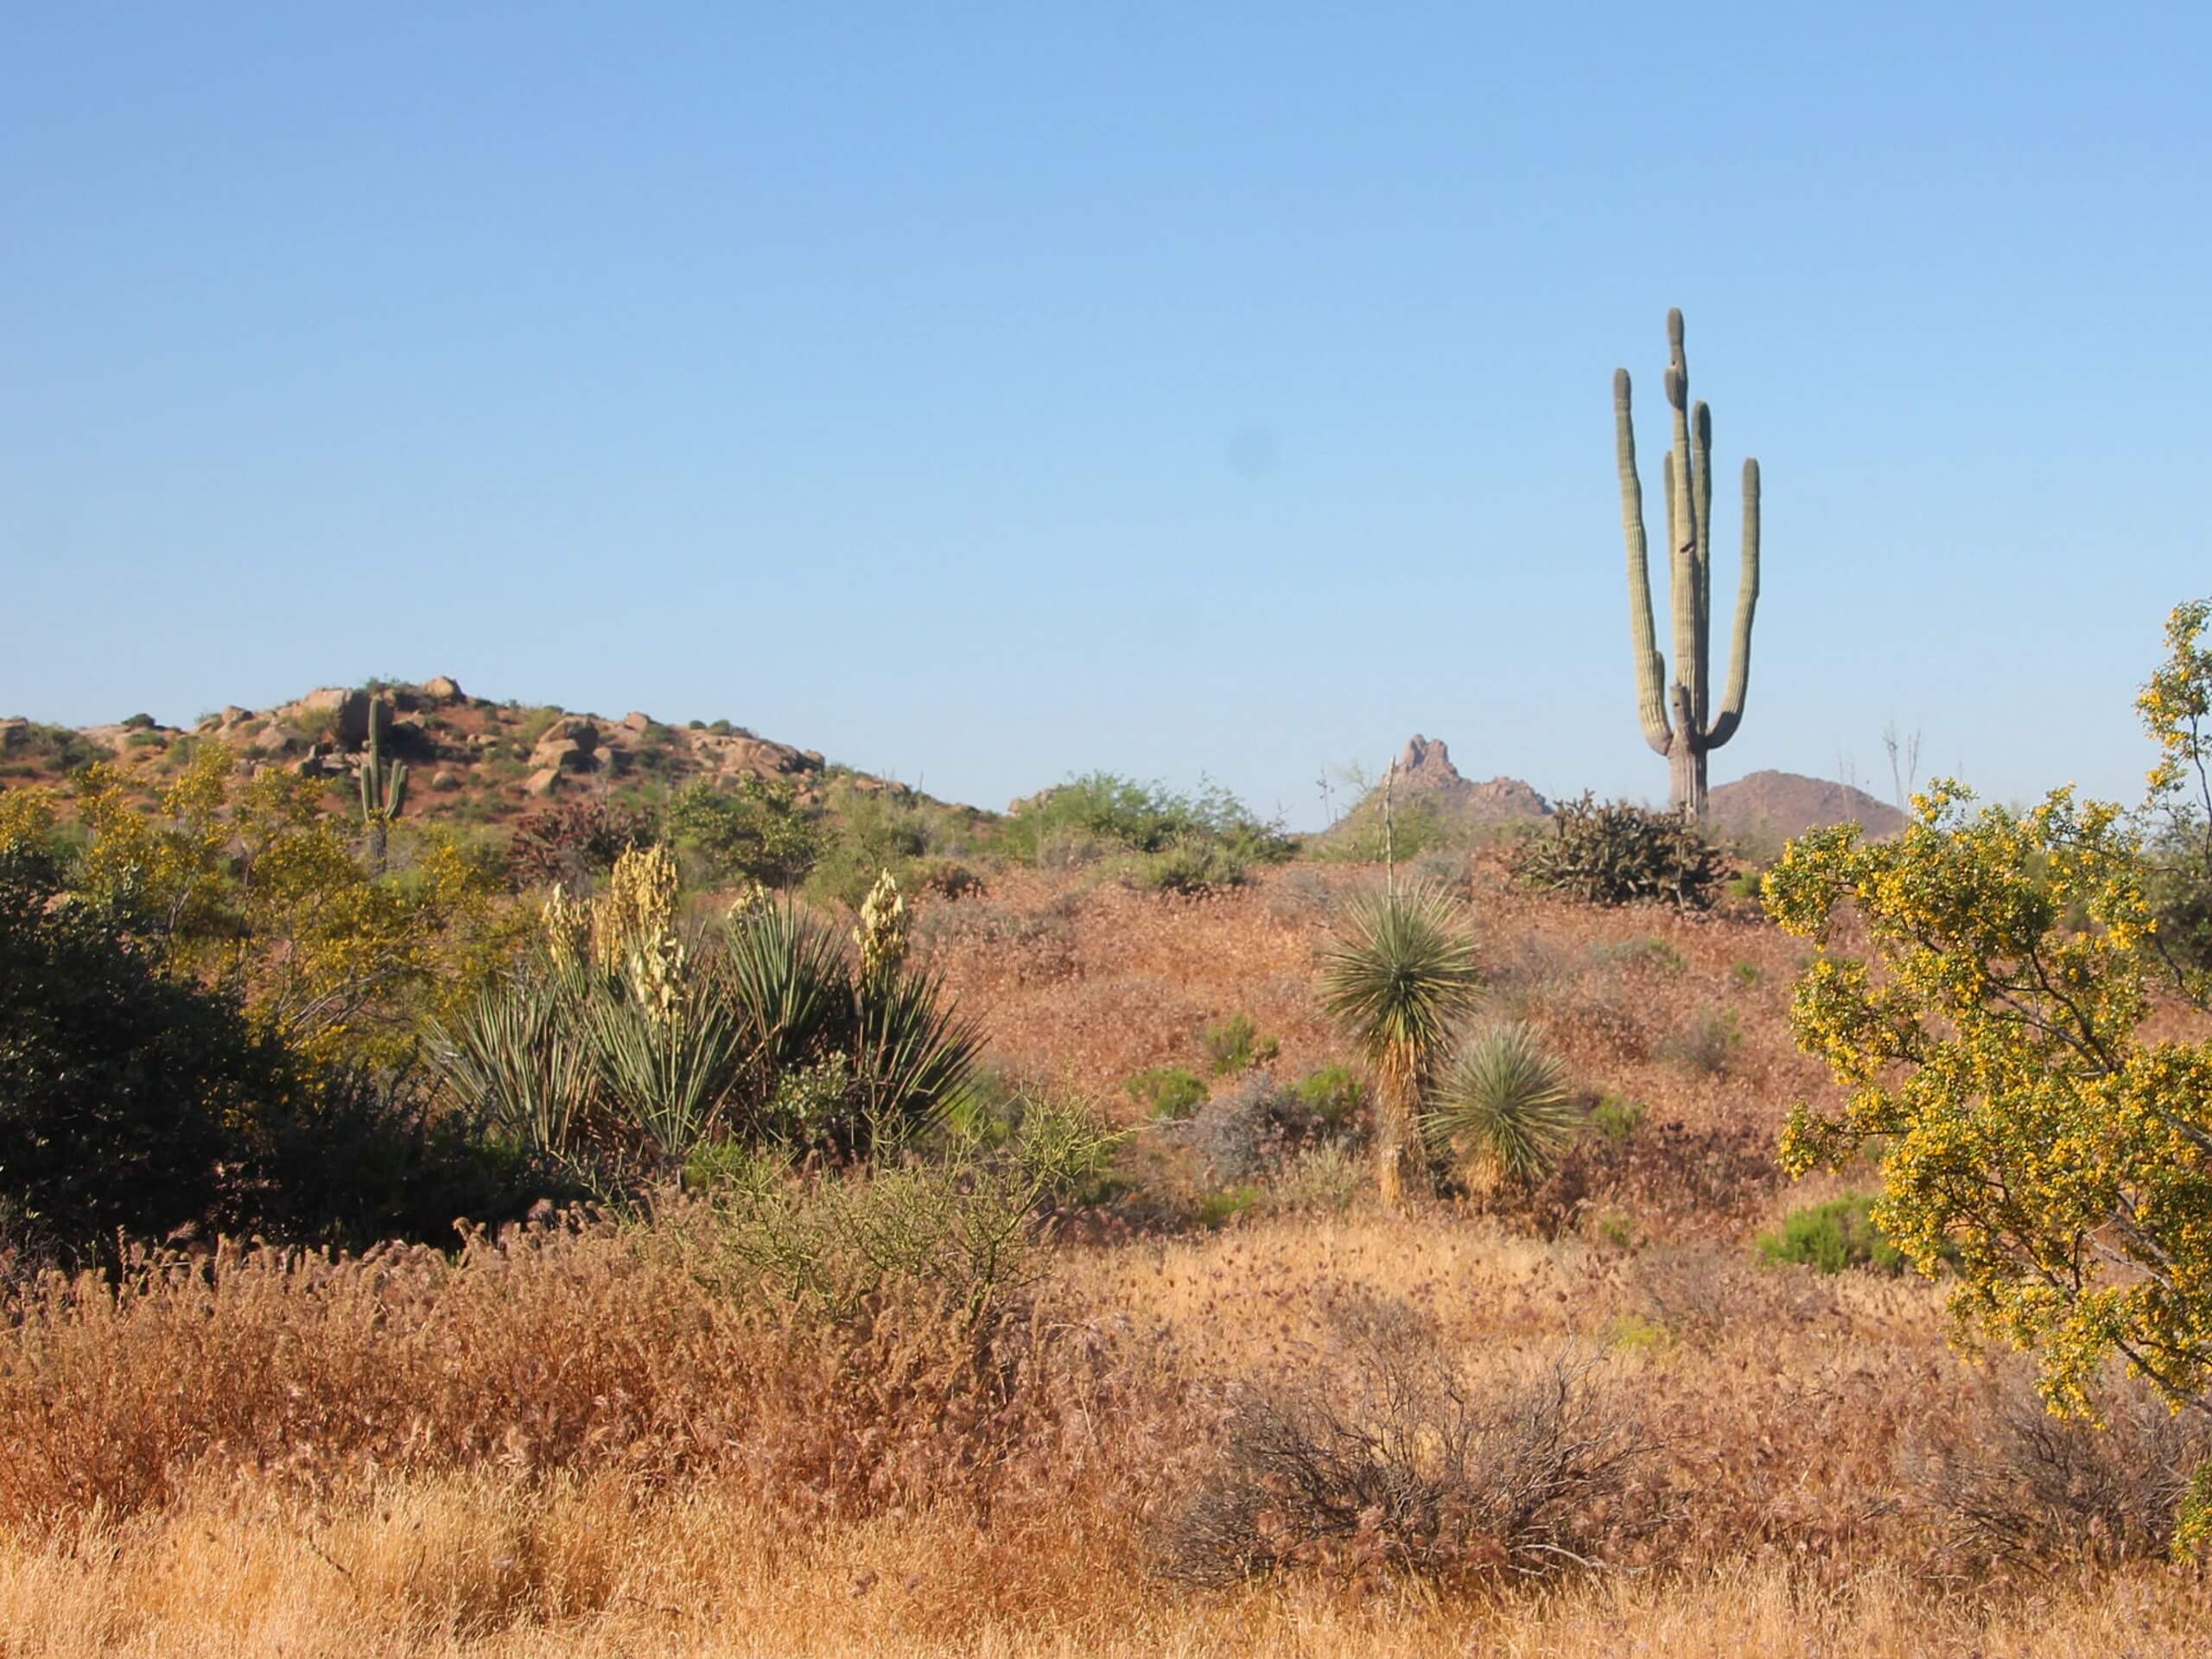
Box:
1613;308;1762;820
1764;607;2212;1529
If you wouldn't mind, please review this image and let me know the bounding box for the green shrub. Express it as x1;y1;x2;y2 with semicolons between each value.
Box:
685;1092;1120;1326
1667;1007;1742;1076
1307;795;1463;865
0;721;105;775
1202;1012;1278;1076
803;786;931;910
1287;1064;1365;1134
665;775;821;889
1589;1092;1647;1146
120;712;157;730
1423;1021;1583;1187
1197;1184;1264;1230
1757;1192;1906;1275
1001;772;1292;869
1131;840;1248;894
1512;794;1725;909
3;845;529;1259
1596;936;1683;973
1127;1065;1209;1122
1732;959;1764;988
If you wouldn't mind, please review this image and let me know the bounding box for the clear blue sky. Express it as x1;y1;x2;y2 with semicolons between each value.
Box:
4;3;2207;827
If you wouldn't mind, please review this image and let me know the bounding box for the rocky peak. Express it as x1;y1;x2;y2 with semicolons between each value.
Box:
1389;734;1551;820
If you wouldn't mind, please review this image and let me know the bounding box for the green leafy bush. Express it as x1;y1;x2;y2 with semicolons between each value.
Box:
1666;1007;1742;1076
1127;1065;1208;1122
1512;794;1725;909
683;1092;1120;1325
803;786;931;910
1202;1012;1278;1076
1306;795;1465;865
1287;1064;1365;1135
1595;936;1683;973
665;775;821;889
1197;1184;1264;1230
1130;840;1248;894
0;721;105;776
1001;772;1292;872
1757;1192;1905;1275
3;845;529;1259
1589;1092;1647;1146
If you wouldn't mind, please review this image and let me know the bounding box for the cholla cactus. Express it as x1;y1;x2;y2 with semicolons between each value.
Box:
541;882;589;974
591;842;680;968
855;868;909;983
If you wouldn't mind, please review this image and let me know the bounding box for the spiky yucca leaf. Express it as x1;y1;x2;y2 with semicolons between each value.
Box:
429;969;594;1159
584;978;750;1166
1319;882;1482;1088
1424;1021;1581;1187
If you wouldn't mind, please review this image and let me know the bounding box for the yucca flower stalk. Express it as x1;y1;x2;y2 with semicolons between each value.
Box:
591;842;679;969
1319;880;1481;1207
855;868;910;987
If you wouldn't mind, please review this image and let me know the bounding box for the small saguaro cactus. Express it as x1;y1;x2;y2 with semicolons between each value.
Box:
1613;308;1762;821
358;701;409;871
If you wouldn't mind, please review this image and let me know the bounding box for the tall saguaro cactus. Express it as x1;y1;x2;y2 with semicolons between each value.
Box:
1614;308;1761;821
359;701;408;873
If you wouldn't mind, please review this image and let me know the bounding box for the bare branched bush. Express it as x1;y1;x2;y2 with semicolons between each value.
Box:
1160;1295;1660;1587
1907;1363;2212;1571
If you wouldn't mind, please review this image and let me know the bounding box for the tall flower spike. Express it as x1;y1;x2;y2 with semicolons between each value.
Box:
855;868;909;983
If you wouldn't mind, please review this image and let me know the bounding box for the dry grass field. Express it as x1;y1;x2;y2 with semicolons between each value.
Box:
4;855;2207;1655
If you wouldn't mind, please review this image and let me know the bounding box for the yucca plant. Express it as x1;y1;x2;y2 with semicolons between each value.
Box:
1319;881;1481;1206
720;887;982;1158
721;897;854;1088
1424;1021;1582;1189
429;966;595;1163
583;972;750;1174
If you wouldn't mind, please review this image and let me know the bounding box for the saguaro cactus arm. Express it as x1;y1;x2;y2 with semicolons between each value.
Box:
1613;308;1764;817
1614;368;1672;755
1707;456;1761;747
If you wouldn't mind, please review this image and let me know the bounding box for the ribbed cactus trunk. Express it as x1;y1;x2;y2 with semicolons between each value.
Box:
1614;309;1761;822
358;699;408;874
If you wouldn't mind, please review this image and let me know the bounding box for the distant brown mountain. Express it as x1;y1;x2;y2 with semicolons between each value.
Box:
1707;769;1906;844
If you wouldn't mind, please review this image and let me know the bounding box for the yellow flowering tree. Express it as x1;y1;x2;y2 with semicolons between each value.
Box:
1764;783;2211;1425
46;742;511;1068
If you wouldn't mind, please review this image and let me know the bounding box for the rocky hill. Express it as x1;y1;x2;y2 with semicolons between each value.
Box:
1707;769;1907;844
0;677;921;823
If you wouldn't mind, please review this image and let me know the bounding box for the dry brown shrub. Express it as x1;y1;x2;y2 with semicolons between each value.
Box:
1160;1294;1662;1589
1907;1361;2212;1573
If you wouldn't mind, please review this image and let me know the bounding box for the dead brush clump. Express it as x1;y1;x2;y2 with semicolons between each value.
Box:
1160;1293;1662;1589
1907;1360;2212;1573
0;1215;1160;1534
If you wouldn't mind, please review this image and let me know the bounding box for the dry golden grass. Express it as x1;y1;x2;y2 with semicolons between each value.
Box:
6;1212;2206;1653
3;1479;2207;1657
